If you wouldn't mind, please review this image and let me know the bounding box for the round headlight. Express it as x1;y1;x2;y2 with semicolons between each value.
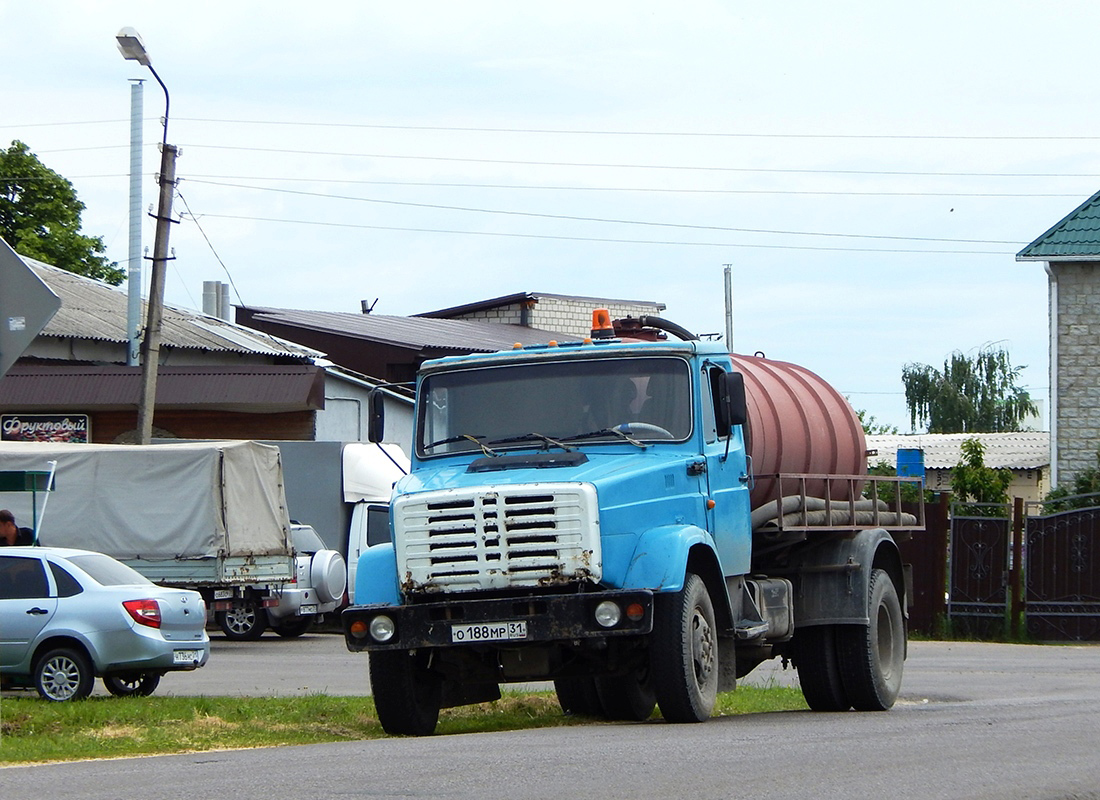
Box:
369;614;396;643
594;600;622;628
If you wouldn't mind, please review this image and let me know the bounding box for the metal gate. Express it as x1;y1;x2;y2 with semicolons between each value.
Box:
1024;501;1100;641
947;504;1011;638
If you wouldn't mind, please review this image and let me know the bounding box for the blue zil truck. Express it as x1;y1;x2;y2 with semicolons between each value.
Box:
343;312;921;735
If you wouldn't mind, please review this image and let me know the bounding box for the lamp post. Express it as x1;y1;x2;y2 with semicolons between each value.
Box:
116;27;179;445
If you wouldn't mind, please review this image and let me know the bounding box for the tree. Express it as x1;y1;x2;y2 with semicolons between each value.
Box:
0;140;123;285
951;437;1012;516
1043;449;1100;512
854;405;899;436
901;345;1037;433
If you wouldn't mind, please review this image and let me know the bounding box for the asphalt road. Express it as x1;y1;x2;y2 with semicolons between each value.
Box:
3;634;1100;800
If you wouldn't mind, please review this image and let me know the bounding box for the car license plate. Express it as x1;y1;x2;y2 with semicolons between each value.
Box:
300;604;318;615
173;649;202;665
451;621;527;643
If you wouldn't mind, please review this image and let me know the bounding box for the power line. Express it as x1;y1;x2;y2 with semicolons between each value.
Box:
11;115;1100;141
172;118;1100;141
195;211;1014;255
184;178;1025;245
175;189;245;307
178;144;1100;179
177;175;1091;198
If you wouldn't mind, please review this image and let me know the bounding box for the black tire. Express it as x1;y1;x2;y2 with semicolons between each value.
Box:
34;647;94;702
650;572;719;723
838;568;905;711
216;602;267;641
369;649;442;736
595;668;656;721
271;617;314;638
554;677;604;717
103;672;162;697
794;624;851;711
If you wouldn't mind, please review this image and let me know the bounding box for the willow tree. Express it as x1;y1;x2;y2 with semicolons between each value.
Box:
902;345;1037;433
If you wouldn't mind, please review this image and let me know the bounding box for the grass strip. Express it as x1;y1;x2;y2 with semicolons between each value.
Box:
0;687;806;765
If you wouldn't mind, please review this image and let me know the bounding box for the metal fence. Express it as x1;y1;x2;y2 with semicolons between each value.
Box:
903;495;1100;642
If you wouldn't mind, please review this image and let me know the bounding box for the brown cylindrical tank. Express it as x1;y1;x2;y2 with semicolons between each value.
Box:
729;354;866;509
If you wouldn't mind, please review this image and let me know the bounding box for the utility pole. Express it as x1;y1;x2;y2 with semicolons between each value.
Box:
723;264;734;352
117;27;178;444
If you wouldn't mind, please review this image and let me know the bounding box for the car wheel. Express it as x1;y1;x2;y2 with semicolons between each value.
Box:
104;671;162;697
271;617;314;638
216;601;267;640
34;647;94;702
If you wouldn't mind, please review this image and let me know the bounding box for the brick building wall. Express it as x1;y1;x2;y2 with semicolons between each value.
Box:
1052;262;1100;481
456;297;665;337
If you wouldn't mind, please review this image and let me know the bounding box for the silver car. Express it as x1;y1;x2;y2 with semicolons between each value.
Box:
0;546;209;701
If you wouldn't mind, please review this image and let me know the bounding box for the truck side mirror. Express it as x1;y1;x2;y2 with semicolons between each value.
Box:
367;389;386;443
720;372;748;430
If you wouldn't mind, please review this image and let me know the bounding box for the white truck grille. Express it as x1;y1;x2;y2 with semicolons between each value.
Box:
394;483;600;592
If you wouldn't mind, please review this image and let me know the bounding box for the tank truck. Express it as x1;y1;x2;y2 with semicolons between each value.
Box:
343;311;922;735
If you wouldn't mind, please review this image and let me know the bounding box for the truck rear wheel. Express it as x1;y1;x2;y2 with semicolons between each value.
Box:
650;572;718;723
595;667;656;721
794;625;851;711
369;649;442;736
838;568;904;711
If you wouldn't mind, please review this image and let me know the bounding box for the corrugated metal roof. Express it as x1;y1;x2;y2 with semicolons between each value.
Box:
865;432;1050;471
1017;189;1100;260
243;306;583;352
417;291;666;318
25;259;320;359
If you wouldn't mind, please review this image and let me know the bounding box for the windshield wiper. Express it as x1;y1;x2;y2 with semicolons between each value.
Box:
562;428;646;448
487;432;575;452
423;434;499;457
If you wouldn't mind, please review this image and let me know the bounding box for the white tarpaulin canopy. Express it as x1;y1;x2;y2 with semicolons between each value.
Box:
0;440;291;559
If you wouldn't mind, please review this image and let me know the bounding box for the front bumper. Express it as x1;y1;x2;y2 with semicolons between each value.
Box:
343;589;653;652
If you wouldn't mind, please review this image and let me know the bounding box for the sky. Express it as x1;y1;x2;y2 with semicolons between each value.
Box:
4;1;1097;432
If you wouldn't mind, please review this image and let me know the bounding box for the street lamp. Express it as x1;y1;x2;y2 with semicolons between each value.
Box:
116;27;179;445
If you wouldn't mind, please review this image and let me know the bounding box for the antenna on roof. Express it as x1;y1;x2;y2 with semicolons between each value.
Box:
361;299;378;314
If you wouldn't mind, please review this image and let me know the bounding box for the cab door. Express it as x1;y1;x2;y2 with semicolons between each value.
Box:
701;364;752;576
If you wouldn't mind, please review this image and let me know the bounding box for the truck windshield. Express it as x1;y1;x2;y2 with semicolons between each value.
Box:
417;356;692;457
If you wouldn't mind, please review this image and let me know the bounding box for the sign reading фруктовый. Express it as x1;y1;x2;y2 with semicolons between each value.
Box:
2;414;90;443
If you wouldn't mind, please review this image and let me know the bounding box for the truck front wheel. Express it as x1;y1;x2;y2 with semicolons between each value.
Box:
838;568;905;711
650;572;718;723
554;677;603;717
369;649;442;736
595;667;656;721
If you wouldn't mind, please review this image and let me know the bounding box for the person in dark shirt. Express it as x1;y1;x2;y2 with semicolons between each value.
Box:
0;509;34;546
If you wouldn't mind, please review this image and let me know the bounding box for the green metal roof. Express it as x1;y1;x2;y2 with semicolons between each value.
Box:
1017;189;1100;260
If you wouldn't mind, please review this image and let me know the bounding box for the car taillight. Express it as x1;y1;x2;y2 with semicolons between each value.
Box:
123;598;162;628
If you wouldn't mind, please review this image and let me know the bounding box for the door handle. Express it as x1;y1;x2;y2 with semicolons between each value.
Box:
26;607;50;615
